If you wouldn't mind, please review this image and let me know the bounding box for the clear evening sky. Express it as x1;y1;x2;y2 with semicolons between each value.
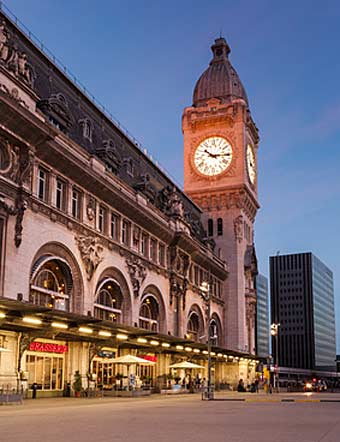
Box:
7;0;340;350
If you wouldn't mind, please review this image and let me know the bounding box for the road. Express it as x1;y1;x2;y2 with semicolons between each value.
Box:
1;394;340;442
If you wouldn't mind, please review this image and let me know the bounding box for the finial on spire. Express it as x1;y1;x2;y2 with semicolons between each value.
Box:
210;37;231;63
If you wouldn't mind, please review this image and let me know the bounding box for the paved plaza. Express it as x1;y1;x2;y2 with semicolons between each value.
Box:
1;393;340;442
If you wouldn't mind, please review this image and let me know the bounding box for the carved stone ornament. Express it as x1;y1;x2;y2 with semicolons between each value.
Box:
133;173;157;203
86;197;96;221
0;82;29;108
166;187;184;219
125;255;147;297
37;93;73;130
0;20;34;88
233;215;243;243
169;273;188;310
75;234;104;280
14;188;28;247
96;139;122;174
0;137;34;189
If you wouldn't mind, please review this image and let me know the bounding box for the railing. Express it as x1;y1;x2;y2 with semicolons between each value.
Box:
0;385;23;404
0;1;183;190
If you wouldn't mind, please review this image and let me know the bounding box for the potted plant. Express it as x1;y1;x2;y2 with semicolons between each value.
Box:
73;370;82;397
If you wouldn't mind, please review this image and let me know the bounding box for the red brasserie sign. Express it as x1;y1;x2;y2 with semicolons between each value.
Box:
140;355;157;362
29;342;68;354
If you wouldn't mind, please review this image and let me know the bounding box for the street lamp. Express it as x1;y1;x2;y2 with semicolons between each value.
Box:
270;323;280;391
200;281;213;400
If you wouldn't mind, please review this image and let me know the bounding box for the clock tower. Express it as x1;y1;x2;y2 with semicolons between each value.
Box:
182;38;259;354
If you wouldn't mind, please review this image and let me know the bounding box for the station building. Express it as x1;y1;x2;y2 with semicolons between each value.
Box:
0;8;260;396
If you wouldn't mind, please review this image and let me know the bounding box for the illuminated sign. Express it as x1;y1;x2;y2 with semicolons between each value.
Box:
139;355;157;362
29;342;68;354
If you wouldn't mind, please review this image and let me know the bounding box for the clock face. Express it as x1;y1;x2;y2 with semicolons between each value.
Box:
246;144;256;184
194;136;232;176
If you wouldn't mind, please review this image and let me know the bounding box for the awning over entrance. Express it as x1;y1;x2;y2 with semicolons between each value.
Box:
0;297;261;364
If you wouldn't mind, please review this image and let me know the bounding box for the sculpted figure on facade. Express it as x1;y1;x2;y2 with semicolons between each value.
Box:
96;139;122;174
14;189;27;247
0;20;10;61
86;197;96;221
75;235;104;280
167;187;184;219
125;255;147;297
0;21;34;88
133;173;156;203
233;214;243;243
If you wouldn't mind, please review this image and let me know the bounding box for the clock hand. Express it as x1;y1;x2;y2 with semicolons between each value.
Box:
204;149;218;158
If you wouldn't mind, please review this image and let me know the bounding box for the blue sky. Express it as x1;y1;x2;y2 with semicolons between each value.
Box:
6;0;340;349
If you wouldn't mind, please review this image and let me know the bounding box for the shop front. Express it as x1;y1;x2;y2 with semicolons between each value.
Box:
22;340;68;398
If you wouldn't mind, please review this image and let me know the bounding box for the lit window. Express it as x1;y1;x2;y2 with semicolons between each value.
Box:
94;280;123;322
139;296;159;331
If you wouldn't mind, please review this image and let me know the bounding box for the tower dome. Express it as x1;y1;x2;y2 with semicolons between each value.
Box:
193;38;248;107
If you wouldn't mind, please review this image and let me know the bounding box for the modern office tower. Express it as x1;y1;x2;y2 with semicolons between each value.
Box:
270;253;336;370
256;274;269;358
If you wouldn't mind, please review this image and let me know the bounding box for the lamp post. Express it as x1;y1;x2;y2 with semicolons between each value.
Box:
270;323;280;392
200;281;213;400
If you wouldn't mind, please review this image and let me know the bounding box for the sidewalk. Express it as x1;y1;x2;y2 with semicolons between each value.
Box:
212;390;340;403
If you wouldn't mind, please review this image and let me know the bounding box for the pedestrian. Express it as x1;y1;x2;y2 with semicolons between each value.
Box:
237;379;245;392
254;378;259;393
32;382;38;399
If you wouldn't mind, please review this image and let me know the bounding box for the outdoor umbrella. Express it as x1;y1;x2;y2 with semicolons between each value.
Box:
169;361;205;369
112;354;155;365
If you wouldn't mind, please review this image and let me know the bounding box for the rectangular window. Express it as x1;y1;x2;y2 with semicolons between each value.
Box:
158;244;165;267
56;179;66;211
110;213;118;239
194;266;199;286
37;168;47;201
141;233;148;258
133;227;141;250
121;220;130;245
150;238;157;262
98;206;106;233
71;189;81;219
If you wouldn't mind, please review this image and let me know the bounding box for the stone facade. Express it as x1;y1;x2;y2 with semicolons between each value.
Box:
0;13;258;396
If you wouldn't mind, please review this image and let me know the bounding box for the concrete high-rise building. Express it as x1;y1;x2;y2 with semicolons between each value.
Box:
256;274;269;358
270;253;336;370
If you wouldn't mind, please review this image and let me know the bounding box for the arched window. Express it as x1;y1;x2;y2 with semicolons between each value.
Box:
79;118;93;142
30;259;72;311
217;218;223;236
94;280;123;323
139;296;159;331
187;312;200;342
208;218;214;237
